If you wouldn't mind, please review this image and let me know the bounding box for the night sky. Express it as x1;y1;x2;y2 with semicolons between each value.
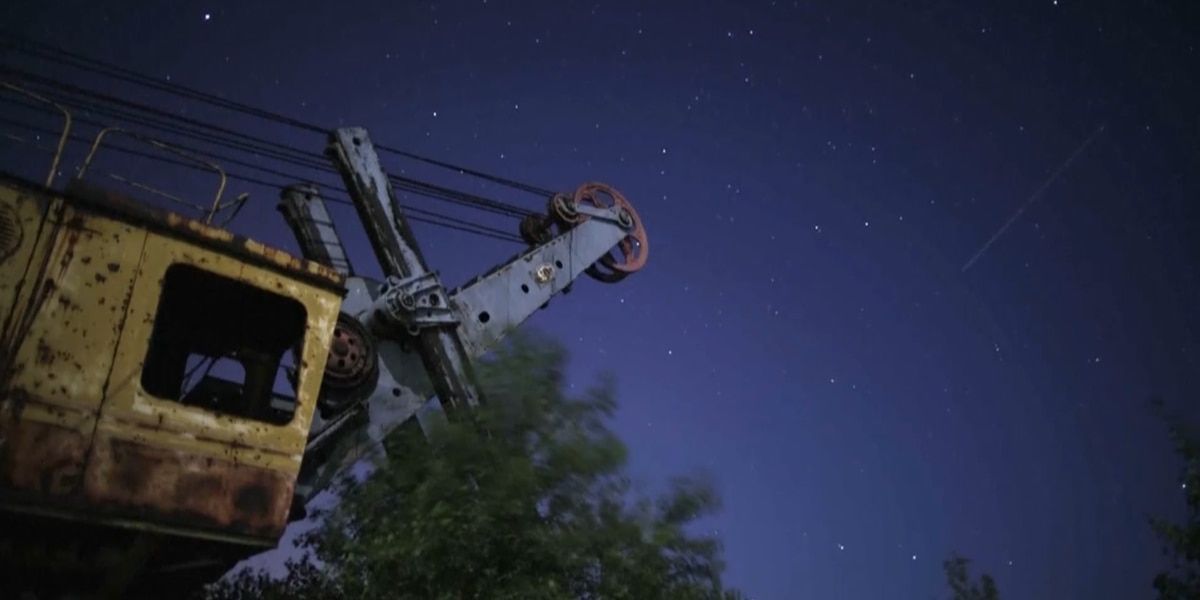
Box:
3;1;1199;598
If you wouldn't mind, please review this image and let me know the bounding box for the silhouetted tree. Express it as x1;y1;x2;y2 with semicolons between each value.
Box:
943;553;999;600
206;332;743;600
1150;400;1200;599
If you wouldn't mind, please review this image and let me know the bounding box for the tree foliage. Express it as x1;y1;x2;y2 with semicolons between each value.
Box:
1150;400;1200;599
206;332;742;600
942;554;999;600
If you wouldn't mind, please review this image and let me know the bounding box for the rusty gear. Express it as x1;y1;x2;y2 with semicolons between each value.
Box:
548;192;581;225
322;312;377;390
318;312;378;417
573;182;648;280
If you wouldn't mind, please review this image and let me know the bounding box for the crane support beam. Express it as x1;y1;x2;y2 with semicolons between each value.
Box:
450;206;629;357
327;127;482;414
277;183;355;276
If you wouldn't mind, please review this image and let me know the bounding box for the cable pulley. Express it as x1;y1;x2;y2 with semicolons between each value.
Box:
521;183;648;284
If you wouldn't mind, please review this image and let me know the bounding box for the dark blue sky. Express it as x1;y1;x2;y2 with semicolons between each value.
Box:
3;1;1198;598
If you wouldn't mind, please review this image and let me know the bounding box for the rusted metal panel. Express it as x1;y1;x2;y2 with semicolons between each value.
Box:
58;177;345;293
0;187;58;368
97;231;337;460
0;400;94;496
2;200;147;408
0;175;342;544
84;429;294;539
85;225;340;539
101;236;291;461
1;195;144;503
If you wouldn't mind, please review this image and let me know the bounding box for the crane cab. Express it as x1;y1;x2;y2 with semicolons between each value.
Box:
0;173;344;589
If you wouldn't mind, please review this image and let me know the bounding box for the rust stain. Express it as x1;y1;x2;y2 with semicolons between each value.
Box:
35;340;54;366
0;404;90;496
0;178;340;548
84;434;294;539
63;179;344;291
55;294;81;312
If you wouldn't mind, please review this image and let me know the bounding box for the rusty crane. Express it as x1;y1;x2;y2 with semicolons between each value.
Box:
0;53;649;597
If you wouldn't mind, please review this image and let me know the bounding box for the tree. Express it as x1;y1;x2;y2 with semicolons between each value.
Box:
942;554;999;600
1150;400;1200;599
206;332;743;600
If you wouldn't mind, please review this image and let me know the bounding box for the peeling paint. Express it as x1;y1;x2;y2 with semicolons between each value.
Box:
1;175;342;545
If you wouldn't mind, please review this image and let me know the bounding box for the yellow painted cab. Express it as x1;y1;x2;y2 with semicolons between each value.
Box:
0;173;344;591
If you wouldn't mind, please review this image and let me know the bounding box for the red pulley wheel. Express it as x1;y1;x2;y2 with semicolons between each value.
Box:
573;182;649;275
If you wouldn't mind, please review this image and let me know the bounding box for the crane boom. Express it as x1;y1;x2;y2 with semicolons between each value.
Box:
284;128;649;503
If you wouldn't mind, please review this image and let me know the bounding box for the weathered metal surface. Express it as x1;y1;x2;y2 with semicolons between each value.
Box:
369;271;458;333
62;177;345;293
0;190;145;504
84;430;294;538
322;312;376;392
0;175;344;543
328;128;482;414
449;217;628;358
86;225;341;538
2;201;146;408
0;186;54;366
277;183;355;276
573;182;648;274
295;277;433;504
326;129;427;277
294;178;648;502
99;231;337;461
0;403;93;496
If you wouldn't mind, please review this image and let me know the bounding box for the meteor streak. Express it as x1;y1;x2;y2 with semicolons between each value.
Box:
961;124;1106;273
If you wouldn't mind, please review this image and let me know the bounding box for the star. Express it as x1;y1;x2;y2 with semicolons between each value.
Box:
837;544;845;551
203;13;211;21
